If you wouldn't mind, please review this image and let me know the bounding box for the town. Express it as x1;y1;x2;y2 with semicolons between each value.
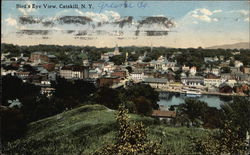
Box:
1;43;250;154
2;44;250;97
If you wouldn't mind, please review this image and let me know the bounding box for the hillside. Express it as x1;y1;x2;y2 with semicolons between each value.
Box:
206;42;250;49
3;104;211;154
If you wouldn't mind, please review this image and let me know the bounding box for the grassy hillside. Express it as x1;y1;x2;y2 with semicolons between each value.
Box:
4;104;211;154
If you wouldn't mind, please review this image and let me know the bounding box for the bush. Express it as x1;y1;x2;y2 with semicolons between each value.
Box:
94;105;163;155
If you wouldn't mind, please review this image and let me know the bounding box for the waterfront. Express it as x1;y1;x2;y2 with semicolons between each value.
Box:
157;92;233;110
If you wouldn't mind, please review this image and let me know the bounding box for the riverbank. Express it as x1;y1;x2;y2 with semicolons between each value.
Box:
155;88;248;97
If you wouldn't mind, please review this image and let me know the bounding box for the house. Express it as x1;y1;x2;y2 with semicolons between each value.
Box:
143;78;169;89
182;65;190;72
103;62;116;73
181;76;204;86
219;61;230;68
243;67;250;74
47;54;56;62
236;73;250;82
151;110;176;120
221;73;234;82
162;60;177;71
212;68;220;76
100;44;121;61
111;70;127;79
60;65;89;79
234;60;243;68
230;67;241;74
204;57;218;63
219;56;225;61
42;63;55;72
30;52;49;63
16;71;30;80
89;70;100;79
92;61;105;69
130;70;145;82
97;76;120;87
204;77;221;87
189;66;197;76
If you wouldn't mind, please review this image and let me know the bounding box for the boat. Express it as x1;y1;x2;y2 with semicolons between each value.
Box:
185;90;202;97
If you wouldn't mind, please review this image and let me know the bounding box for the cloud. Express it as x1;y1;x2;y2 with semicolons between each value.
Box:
213;10;222;14
228;10;249;22
5;17;17;26
18;2;36;16
190;8;221;22
75;10;121;23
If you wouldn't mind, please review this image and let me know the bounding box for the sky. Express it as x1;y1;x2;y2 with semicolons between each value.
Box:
1;1;250;48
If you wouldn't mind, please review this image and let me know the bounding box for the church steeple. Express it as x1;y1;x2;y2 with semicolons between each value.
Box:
113;44;120;55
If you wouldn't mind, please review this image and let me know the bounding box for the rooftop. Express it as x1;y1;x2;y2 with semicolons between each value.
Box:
152;110;176;118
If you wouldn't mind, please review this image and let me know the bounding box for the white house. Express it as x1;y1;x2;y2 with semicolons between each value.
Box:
181;76;204;86
60;65;89;79
143;78;169;89
130;70;145;82
204;78;222;87
234;60;243;68
189;66;197;76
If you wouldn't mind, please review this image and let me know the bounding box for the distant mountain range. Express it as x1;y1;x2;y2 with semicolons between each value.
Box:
206;42;249;49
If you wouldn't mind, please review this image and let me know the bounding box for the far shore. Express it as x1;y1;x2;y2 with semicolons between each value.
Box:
155;88;248;97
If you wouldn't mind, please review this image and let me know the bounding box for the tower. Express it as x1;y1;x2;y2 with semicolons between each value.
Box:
113;44;120;55
150;43;153;53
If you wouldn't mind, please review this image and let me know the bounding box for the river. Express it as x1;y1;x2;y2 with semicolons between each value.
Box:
157;92;233;110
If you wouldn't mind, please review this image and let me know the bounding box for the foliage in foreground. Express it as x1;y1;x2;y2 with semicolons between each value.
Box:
190;121;248;155
94;105;163;155
2;104;212;154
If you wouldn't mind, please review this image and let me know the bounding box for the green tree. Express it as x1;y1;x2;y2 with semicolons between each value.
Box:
124;84;159;110
110;55;125;65
221;97;250;137
133;96;153;116
190;120;248;155
177;99;208;127
94;105;162;155
94;86;121;109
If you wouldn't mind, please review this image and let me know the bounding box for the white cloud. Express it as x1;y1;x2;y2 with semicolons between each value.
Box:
5;17;17;26
199;8;213;16
18;1;36;15
75;10;120;23
229;10;249;16
190;8;221;22
238;10;249;16
244;17;249;22
213;10;222;14
213;18;218;22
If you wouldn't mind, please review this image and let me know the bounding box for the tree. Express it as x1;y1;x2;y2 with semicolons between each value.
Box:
177;99;208;127
124;84;159;110
0;106;27;142
51;77;96;107
190;120;248;155
94;86;121;109
221;97;250;137
109;55;125;65
94;105;162;155
2;75;40;106
133;96;153;116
